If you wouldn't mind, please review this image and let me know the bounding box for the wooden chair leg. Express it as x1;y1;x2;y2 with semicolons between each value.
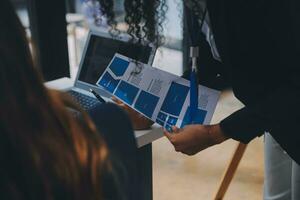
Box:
214;142;248;200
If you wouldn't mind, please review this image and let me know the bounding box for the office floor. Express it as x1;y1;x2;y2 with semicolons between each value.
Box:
152;90;264;200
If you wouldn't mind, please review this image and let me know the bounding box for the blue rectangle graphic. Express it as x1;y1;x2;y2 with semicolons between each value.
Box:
98;72;120;93
156;119;165;127
167;116;178;126
161;82;189;116
181;107;207;128
134;91;159;118
114;81;139;105
165;124;173;132
109;57;129;77
157;112;167;122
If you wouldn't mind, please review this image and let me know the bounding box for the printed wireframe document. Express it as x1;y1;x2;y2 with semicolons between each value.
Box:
96;53;220;131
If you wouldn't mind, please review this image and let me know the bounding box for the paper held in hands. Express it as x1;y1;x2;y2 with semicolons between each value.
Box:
96;53;220;131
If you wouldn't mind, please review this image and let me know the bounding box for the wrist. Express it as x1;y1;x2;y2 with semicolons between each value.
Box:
207;124;229;144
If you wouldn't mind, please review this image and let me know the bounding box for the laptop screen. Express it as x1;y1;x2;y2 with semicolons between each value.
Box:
78;34;153;85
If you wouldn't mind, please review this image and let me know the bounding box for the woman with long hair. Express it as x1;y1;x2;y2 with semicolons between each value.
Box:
0;1;138;199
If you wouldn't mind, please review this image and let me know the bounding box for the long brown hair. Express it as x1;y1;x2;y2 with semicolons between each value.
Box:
0;1;108;199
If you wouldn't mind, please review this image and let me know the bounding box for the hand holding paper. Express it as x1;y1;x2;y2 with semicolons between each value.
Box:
164;124;228;155
111;96;154;130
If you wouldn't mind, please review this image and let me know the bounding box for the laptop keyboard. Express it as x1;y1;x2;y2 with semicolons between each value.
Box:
68;90;100;110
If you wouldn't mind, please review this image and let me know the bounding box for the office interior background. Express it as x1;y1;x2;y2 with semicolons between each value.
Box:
11;0;264;199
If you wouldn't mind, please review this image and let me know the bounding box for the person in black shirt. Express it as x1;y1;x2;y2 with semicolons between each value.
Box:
96;0;300;199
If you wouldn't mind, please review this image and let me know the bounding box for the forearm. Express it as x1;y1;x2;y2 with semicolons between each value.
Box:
220;82;300;143
206;124;229;144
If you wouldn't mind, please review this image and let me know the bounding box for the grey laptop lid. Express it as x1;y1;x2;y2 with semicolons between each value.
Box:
74;31;156;97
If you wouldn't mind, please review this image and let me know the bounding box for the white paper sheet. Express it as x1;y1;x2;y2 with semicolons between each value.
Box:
96;53;220;131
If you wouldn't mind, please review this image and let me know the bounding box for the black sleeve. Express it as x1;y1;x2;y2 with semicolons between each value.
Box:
220;1;300;164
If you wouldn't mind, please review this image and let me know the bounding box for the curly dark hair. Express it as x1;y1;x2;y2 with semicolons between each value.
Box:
95;0;204;47
95;0;167;47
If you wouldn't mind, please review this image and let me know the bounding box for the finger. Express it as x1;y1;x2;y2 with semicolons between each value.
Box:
111;96;123;104
171;126;180;133
112;101;125;107
163;129;173;141
115;103;127;109
111;96;117;102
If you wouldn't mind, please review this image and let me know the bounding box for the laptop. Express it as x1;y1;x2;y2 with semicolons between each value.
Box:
66;30;156;110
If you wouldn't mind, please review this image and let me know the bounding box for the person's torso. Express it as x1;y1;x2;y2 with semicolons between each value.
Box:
207;0;292;105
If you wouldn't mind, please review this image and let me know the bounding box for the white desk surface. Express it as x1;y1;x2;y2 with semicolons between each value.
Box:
45;77;164;148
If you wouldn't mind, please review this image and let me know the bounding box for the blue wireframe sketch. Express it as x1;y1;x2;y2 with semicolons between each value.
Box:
157;112;167;122
98;72;120;93
181;106;207;128
160;82;189;116
156;119;165;127
109;57;130;77
167;116;178;126
134;91;159;118
114;81;139;105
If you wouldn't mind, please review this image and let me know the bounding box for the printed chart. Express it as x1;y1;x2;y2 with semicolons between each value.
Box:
96;54;220;131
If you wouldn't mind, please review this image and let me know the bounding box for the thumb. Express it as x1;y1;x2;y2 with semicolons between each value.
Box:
163;129;173;142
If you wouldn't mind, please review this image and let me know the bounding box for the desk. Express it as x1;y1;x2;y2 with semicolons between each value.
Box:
46;77;164;200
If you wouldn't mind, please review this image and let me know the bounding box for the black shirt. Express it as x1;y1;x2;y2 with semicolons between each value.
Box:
185;0;300;164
